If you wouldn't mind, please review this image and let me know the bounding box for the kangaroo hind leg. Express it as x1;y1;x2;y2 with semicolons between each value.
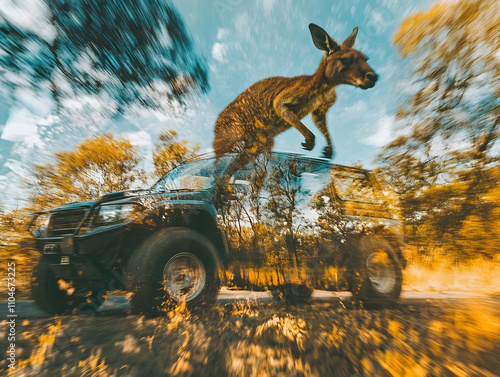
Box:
312;109;335;159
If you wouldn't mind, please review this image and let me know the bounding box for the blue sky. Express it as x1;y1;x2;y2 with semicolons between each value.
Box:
0;0;435;210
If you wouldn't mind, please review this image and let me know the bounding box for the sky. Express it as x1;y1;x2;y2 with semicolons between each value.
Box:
0;0;436;211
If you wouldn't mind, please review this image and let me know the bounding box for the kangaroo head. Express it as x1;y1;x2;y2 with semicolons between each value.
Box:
309;24;378;90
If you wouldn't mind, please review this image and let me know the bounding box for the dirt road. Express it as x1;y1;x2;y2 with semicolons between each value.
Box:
1;290;499;376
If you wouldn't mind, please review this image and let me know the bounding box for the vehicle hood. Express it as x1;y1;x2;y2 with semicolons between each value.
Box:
38;200;97;213
38;188;215;213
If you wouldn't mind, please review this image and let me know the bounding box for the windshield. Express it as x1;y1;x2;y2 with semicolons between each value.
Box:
151;157;229;191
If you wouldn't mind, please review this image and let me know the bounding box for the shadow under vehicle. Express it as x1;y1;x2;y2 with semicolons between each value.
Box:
28;152;406;316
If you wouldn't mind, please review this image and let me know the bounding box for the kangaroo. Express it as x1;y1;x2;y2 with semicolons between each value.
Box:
213;24;377;186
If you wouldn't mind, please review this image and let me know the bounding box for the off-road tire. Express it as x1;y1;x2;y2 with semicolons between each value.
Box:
348;236;403;307
32;255;106;315
127;228;220;316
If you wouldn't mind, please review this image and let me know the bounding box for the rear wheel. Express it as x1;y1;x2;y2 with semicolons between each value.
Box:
349;236;403;306
127;228;220;316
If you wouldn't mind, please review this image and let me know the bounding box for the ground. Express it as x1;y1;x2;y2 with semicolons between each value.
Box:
1;290;499;376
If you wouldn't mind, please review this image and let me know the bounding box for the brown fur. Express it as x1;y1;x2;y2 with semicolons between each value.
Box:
213;24;377;181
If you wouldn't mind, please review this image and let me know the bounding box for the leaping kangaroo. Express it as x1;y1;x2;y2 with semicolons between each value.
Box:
213;24;377;184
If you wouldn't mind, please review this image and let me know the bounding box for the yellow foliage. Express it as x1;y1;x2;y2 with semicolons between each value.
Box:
395;0;499;58
153;130;199;178
21;321;63;373
32;133;146;208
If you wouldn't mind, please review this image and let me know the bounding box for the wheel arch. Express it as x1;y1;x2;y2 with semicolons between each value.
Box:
372;227;407;269
164;207;228;261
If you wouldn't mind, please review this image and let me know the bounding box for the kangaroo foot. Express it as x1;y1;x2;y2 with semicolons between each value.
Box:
323;145;334;159
301;135;315;151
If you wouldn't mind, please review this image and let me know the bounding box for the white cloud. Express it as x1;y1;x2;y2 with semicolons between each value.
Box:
342;100;368;114
13;87;53;118
4;158;29;176
1;108;38;143
395;77;420;95
37;115;59;126
363;115;395;147
234;12;252;42
212;42;229;63
262;0;277;16
121;130;154;173
0;0;56;42
0;159;35;210
122;130;152;148
217;28;230;40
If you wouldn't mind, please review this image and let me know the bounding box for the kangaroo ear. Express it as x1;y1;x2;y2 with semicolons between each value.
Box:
341;27;358;49
309;24;340;55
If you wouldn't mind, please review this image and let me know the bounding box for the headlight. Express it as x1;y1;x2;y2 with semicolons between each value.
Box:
94;204;137;226
30;213;51;236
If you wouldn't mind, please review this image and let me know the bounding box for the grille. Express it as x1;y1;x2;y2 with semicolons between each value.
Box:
48;209;86;236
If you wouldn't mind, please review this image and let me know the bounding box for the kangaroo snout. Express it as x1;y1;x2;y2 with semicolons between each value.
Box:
366;72;378;83
359;72;378;90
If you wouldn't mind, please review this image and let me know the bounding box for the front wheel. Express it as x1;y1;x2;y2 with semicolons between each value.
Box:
32;255;106;315
348;236;403;306
127;228;220;316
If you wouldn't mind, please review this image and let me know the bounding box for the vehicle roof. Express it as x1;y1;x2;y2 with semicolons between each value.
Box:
180;151;371;175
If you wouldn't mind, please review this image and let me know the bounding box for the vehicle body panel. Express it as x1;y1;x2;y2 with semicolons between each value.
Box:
29;152;405;289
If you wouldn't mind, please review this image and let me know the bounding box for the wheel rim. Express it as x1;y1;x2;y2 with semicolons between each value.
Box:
366;251;396;294
163;252;206;302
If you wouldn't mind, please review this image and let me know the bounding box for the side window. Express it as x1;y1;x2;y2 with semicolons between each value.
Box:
299;163;331;197
298;162;332;222
231;153;271;192
329;169;383;203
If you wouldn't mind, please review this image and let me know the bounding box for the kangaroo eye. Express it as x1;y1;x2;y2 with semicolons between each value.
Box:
341;58;353;65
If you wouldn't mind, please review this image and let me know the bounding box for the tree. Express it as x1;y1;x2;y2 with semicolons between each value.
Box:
217;152;271;263
153;130;200;178
311;181;349;253
0;206;39;288
265;158;306;267
0;0;209;114
393;0;499;153
378;0;500;258
30;134;146;209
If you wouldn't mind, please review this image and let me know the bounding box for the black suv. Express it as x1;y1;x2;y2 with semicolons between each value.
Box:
29;152;406;315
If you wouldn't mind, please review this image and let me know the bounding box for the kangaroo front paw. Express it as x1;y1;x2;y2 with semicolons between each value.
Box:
301;136;315;151
323;145;334;159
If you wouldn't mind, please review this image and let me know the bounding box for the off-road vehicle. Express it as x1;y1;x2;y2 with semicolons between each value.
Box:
29;152;406;315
